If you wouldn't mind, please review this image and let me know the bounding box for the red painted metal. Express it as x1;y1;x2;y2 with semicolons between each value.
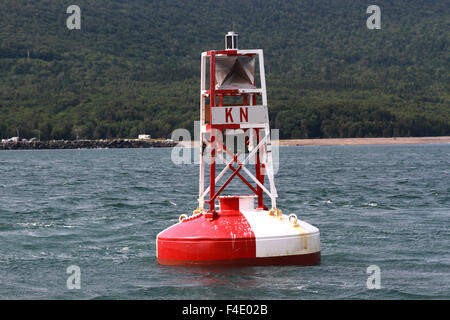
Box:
207;124;241;130
208;51;216;214
212;50;256;57
211;165;242;202
157;197;256;262
229;165;258;194
206;89;240;95
205;49;265;212
157;197;320;266
157;252;321;266
255;129;265;209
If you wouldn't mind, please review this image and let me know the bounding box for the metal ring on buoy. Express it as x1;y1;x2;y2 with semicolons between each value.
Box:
179;214;188;222
288;214;298;225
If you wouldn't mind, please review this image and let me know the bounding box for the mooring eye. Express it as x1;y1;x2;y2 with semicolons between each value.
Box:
288;214;298;225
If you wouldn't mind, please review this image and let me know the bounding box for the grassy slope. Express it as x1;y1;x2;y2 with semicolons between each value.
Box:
0;0;448;139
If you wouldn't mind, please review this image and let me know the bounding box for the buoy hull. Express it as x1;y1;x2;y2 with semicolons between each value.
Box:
156;196;321;266
157;251;320;266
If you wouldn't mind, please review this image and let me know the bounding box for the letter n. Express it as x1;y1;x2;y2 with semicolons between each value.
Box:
240;107;249;122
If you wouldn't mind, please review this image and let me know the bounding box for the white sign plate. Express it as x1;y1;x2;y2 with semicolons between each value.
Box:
211;106;268;125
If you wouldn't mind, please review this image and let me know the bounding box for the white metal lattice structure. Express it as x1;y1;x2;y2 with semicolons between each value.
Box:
198;46;278;216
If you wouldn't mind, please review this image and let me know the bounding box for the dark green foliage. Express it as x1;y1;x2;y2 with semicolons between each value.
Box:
0;0;448;139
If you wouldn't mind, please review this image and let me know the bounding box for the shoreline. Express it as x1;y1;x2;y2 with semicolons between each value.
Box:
277;136;450;146
0;138;177;150
177;136;450;148
1;136;449;150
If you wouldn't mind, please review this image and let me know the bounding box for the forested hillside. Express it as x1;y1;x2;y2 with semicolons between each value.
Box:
0;0;448;140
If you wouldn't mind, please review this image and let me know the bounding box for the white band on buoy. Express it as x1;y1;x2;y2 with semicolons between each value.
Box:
179;214;188;222
288;214;298;225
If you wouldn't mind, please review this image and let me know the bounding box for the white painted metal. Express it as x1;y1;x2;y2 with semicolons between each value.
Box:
199;152;236;200
241;209;321;257
198;53;207;209
198;48;278;210
211;105;268;125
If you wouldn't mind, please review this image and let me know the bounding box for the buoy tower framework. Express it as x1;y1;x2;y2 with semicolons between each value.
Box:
156;32;321;266
198;33;277;217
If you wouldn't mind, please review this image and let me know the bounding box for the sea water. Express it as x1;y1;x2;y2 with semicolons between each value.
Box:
0;144;448;299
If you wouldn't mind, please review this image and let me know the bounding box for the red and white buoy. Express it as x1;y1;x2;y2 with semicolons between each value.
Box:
157;32;320;266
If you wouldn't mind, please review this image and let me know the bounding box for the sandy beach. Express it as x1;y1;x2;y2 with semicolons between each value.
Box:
277;136;450;146
178;136;450;147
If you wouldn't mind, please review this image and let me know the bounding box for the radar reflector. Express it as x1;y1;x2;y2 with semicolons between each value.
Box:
215;55;255;90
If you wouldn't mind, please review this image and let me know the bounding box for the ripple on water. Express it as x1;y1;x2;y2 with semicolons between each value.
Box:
0;145;449;299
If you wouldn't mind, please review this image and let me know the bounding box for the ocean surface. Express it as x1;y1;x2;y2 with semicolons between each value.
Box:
0;144;449;299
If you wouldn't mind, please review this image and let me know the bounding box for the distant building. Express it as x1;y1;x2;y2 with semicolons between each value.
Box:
138;134;151;140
